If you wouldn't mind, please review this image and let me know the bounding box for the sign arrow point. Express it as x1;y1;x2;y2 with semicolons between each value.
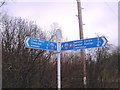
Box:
102;37;107;46
25;37;30;47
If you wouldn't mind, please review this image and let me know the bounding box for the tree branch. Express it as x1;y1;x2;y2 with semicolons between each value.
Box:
0;1;5;7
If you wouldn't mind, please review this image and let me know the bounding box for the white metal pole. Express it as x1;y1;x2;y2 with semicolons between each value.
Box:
57;42;61;89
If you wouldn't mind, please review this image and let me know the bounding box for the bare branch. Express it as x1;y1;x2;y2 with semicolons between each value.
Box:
0;1;5;7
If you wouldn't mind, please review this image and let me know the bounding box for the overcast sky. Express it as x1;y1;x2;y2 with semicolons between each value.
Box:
3;0;118;46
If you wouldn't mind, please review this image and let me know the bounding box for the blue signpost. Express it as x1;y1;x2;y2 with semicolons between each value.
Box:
24;36;107;51
61;36;108;51
24;36;57;51
24;36;108;89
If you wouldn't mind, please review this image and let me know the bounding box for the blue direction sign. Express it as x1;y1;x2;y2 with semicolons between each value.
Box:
61;41;74;50
61;36;108;51
24;36;57;51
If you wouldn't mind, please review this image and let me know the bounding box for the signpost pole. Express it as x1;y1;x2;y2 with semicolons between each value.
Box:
57;41;61;89
55;29;62;90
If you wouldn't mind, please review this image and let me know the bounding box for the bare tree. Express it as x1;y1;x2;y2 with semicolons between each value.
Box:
2;14;47;88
